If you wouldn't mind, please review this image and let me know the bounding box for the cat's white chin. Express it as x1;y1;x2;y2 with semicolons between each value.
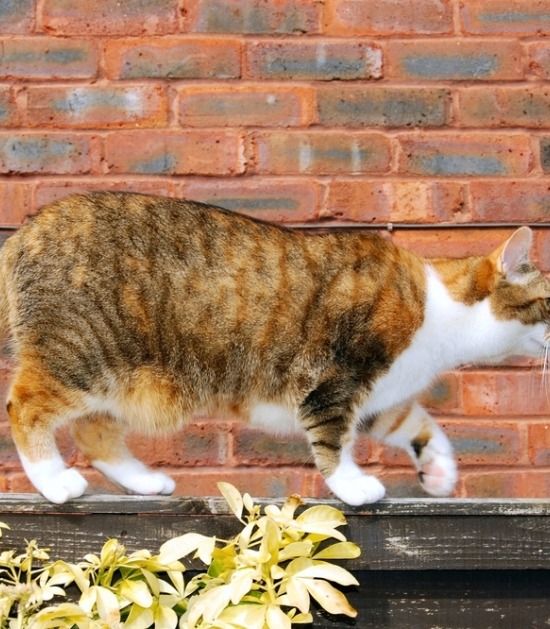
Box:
325;464;386;506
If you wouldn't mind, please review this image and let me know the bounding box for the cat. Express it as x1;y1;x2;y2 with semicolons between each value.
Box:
0;191;548;505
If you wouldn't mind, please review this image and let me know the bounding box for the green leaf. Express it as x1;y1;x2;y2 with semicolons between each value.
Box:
218;482;244;521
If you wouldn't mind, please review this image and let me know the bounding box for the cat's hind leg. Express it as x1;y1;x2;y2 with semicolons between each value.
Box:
376;402;457;497
72;414;176;496
7;367;89;504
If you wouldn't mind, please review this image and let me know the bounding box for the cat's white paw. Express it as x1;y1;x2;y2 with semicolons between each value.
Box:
326;464;386;506
417;442;457;497
93;459;176;496
20;456;88;504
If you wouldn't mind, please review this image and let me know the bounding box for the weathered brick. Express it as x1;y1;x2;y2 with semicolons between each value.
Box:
387;40;523;81
128;422;229;467
420;373;461;413
105;37;241;80
0;87;19;127
469;181;550;222
245;40;382;81
528;43;550;80
461;370;549;417
185;0;322;34
462;471;550;499
540;137;550;173
460;0;550;35
105;130;245;176
35;180;177;209
0;38;98;80
169;468;314;498
398;133;532;177
42;0;179;35
317;86;451;128
0;0;34;33
325;180;466;224
26;85;168;129
445;421;524;466
324;0;454;35
459;87;550;128
528;423;550;466
231;425;311;466
532;230;550;273
253;131;391;175
180;177;320;223
0;133;92;174
0;182;32;225
178;84;315;127
391;229;513;259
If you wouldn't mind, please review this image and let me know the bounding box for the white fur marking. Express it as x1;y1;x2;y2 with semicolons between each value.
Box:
20;455;88;504
92;458;176;496
250;402;301;435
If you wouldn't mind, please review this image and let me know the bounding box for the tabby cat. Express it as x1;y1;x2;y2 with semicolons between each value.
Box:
0;192;548;505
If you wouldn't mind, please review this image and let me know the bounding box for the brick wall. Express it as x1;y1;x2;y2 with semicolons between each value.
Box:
0;0;549;500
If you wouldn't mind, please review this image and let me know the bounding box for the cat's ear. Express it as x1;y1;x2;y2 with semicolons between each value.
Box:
492;226;533;283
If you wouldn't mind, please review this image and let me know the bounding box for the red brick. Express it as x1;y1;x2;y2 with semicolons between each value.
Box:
105;130;245;176
0;182;32;226
178;84;315;128
170;468;315;499
42;0;179;35
185;0;322;34
105;37;241;80
462;471;550;499
459;86;550;128
245;40;382;81
420;373;461;413
387;39;523;81
469;181;550;223
253;131;391;176
35;180;177;209
461;370;549;417
0;87;19;127
316;86;451;128
180;177;320;223
532;230;550;273
460;0;550;35
0;133;92;175
528;423;550;466
230;424;311;467
391;229;513;259
397;133;532;177
128;422;229;467
26;85;168;130
528;43;550;80
324;0;454;36
445;420;524;466
325;180;466;224
0;38;99;80
0;0;34;33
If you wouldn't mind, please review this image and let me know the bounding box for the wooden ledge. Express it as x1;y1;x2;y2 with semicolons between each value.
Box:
0;495;549;571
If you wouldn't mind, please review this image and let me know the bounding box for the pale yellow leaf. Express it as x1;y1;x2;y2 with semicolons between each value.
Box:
159;533;215;565
218;482;244;521
301;578;357;617
294;561;358;586
266;604;292;629
285;577;311;614
291;612;314;624
279;541;313;562
313;541;361;560
123;603;155;629
230;568;255;604
219;602;267;627
154;603;179;629
120;579;154;608
95;585;121;624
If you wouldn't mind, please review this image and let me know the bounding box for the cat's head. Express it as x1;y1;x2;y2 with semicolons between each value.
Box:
483;226;550;360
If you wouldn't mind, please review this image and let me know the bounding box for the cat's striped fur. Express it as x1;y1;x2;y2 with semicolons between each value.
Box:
0;191;548;504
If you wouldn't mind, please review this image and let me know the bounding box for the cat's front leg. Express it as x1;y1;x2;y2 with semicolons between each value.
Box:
300;377;386;506
379;402;458;497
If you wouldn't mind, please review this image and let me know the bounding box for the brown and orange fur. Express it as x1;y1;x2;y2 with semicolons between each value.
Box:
0;191;548;504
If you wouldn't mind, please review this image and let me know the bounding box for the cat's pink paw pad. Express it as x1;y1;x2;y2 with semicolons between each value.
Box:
418;450;457;497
